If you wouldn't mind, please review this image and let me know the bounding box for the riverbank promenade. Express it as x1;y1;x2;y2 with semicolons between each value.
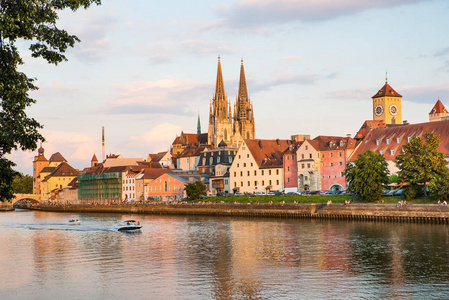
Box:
25;202;449;224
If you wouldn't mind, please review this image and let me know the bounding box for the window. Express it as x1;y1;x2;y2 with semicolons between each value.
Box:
287;178;290;183
302;164;305;169
276;170;279;175
305;176;308;181
330;152;333;158
239;155;241;159
339;162;343;166
240;171;243;176
287;156;290;161
234;182;237;187
247;171;250;176
305;146;308;150
262;180;265;185
276;180;279;185
164;181;168;192
255;181;258;186
322;163;324;167
376;139;380;146
397;137;401;143
254;170;257;176
309;153;312;159
241;182;243;187
330;162;334;167
287;166;290;172
262;170;264;175
307;163;311;168
234;172;236;177
251;163;253;167
248;181;250;186
292;154;295;160
269;180;272;185
380;150;384;155
340;141;344;147
341;172;345;177
237;163;239;167
244;163;246;167
302;154;305;159
386;138;390;145
269;170;272;175
408;136;412;142
339;152;342;157
322;153;325;158
391;150;395;155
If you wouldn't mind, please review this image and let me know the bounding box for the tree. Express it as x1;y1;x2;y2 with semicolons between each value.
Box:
344;150;390;202
185;181;206;200
428;169;449;202
395;132;447;198
0;0;101;201
12;172;33;194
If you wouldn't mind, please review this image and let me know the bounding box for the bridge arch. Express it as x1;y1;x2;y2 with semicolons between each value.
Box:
12;194;41;205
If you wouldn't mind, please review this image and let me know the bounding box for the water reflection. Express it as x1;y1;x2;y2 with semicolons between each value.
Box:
1;211;449;299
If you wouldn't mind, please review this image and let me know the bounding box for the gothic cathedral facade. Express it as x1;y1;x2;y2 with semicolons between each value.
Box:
208;56;255;147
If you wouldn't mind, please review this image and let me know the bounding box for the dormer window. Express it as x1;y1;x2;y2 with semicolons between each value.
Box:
391;150;395;155
397;137;401;143
408;136;412;142
376;139;380;146
379;150;384;155
386;139;390;145
340;141;344;147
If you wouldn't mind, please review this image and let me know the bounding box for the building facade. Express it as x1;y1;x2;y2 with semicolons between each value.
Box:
208;57;255;147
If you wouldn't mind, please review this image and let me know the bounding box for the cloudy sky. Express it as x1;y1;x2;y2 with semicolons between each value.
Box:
9;0;449;175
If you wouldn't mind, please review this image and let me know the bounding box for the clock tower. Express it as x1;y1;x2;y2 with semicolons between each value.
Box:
372;79;402;125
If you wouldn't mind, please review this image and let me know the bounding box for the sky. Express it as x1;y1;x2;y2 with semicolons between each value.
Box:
8;0;449;175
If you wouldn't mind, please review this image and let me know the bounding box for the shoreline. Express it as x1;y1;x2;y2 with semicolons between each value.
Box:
24;203;449;224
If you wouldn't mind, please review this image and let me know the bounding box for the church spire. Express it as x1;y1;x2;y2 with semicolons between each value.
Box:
197;111;201;136
215;55;226;101
238;58;248;101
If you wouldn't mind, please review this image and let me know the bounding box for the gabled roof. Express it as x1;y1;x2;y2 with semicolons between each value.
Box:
372;82;402;98
91;154;98;162
34;155;48;162
245;139;292;168
40;166;56;173
43;162;79;181
151;151;170;162
354;120;387;140
312;136;357;151
103;157;142;168
172;132;208;146
48;152;67;163
139;168;170;180
429;99;448;115
179;145;209;158
137;161;163;168
349;120;449;162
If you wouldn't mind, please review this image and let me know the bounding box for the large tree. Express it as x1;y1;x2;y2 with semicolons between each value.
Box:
395;132;447;197
0;0;101;201
185;181;206;200
344;150;390;202
12;172;33;194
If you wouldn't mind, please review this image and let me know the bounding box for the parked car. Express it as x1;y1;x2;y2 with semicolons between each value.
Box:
254;191;265;196
217;192;224;197
234;192;242;196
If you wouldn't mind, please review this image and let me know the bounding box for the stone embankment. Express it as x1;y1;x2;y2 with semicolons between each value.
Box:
0;202;14;211
29;203;449;224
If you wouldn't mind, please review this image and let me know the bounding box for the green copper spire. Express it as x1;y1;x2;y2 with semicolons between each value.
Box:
197;111;201;136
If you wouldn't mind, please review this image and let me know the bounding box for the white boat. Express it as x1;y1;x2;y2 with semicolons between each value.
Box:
68;219;81;225
117;220;142;232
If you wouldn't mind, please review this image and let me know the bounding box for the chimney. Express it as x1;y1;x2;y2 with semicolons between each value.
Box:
346;134;351;138
403;120;409;125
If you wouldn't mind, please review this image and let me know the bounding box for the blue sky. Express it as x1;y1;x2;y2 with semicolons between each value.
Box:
9;0;449;175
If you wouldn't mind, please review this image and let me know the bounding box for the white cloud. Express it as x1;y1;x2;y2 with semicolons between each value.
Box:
209;0;430;30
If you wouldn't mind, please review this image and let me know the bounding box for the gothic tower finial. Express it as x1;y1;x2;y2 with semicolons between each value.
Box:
197;110;201;136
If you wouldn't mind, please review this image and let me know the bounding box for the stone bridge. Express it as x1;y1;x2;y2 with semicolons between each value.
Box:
12;194;41;204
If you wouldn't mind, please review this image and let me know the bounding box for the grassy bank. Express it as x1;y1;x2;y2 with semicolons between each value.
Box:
199;194;437;205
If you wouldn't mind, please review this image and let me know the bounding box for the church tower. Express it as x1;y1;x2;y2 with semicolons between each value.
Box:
429;98;449;122
372;77;402;125
33;144;49;194
234;59;255;141
208;56;233;146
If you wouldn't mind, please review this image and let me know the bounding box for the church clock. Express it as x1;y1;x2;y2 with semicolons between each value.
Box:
389;104;398;116
374;104;384;117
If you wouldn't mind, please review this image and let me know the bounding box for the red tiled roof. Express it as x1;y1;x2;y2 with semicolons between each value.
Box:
48;152;67;163
179;145;209;158
91;154;98;162
354;120;387;140
172;133;208;146
151;151;169;163
34;155;48;162
429;99;448;114
141;168;170;180
312;136;357;151
245;139;292;168
372;83;402;98
349;120;449;162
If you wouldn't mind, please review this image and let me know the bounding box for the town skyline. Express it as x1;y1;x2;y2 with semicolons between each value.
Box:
8;0;449;175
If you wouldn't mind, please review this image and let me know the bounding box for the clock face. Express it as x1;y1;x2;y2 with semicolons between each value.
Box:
375;104;384;117
389;104;398;116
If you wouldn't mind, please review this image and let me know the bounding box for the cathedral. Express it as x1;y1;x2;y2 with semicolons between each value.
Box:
208;56;255;147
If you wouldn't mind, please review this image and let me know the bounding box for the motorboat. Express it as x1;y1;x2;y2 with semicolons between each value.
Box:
68;219;81;225
117;220;142;232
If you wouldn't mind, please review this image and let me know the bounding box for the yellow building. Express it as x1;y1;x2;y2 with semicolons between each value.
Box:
41;162;79;201
372;80;402;125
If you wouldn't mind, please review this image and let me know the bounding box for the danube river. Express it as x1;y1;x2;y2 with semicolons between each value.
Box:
1;210;449;299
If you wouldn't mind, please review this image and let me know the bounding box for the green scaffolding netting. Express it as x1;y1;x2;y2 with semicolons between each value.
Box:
78;173;122;200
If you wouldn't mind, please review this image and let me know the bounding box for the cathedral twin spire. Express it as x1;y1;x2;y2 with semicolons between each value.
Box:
208;56;255;147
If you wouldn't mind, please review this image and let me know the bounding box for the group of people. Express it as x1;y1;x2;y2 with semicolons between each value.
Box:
438;200;448;205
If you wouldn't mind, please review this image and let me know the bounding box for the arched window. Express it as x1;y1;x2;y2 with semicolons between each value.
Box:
224;128;228;140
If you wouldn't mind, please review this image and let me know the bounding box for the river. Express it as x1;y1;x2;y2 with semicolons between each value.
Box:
1;210;448;299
